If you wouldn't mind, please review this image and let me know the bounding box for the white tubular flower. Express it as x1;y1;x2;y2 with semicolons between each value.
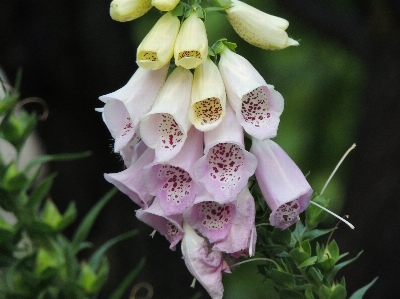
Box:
137;12;180;70
189;57;226;131
174;13;208;69
226;0;298;50
140;67;193;162
110;0;152;22
152;0;180;11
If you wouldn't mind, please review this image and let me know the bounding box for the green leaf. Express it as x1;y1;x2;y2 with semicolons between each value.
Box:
349;277;378;299
305;287;316;299
55;201;77;231
71;187;117;254
88;229;138;271
298;256;318;268
27;173;57;209
290;247;310;265
330;284;346;299
270;269;295;288
271;227;292;246
327;240;339;261
108;257;146;299
279;289;305;299
24;151;91;174
302;228;335;241
171;2;185;16
306;267;323;288
331;250;363;278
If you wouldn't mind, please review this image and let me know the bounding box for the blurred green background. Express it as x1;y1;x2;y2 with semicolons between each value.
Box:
0;0;399;298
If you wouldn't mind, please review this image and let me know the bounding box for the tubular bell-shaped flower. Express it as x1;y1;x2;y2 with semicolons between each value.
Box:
193;103;257;203
140;67;193;162
226;0;298;50
189;57;226;131
213;187;256;256
110;0;152;22
152;0;180;11
143;128;203;216
99;66;168;152
174;13;208;69
184;190;236;243
136;198;184;250
104;146;155;209
136;12;180;70
250;138;313;230
181;221;231;299
218;47;284;140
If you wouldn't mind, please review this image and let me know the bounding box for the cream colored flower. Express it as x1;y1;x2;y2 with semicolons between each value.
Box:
174;13;208;69
226;0;298;50
110;0;152;22
151;0;180;11
136;12;180;70
189;58;226;131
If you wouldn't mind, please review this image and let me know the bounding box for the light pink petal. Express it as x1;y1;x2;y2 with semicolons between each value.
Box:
102;99;136;152
181;221;231;299
183;190;236;243
250;138;313;230
213;188;256;255
193;103;257;203
119;136;145;168
140;67;193;162
100;65;169;127
219;48;284;140
104;147;155;209
136;198;184;250
143;128;203;215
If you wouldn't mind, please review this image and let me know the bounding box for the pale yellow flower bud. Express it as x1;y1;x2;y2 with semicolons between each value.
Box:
174;13;208;69
136;12;180;70
190;58;226;131
151;0;180;11
110;0;152;22
226;0;298;50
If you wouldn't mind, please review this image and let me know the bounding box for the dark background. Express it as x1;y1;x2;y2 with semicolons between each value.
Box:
1;0;399;298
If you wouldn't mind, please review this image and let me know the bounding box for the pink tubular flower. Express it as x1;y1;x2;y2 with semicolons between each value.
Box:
183;190;236;243
136;197;184;250
140;67;193;162
218;47;284;140
181;221;231;299
250;138;313;230
143;128;203;216
99;65;168;151
213;187;256;256
193;103;257;203
104;146;155;209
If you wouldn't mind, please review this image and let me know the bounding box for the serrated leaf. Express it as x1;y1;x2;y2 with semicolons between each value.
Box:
108;257;146;299
71;187;117;254
88;229;138;271
349;277;378;299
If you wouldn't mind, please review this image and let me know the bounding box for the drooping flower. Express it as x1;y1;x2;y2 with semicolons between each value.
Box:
184;190;236;243
119;135;146;167
104;146;155;209
226;0;298;50
181;221;231;299
140;66;193;162
174;13;208;69
250;138;312;230
213;187;256;256
143;128;203;216
218;47;284;140
136;197;184;250
110;0;152;22
193;103;257;203
151;0;180;11
136;12;180;70
189;57;226;131
99;65;169;131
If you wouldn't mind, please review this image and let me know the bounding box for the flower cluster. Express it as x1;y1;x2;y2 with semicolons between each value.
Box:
99;1;311;298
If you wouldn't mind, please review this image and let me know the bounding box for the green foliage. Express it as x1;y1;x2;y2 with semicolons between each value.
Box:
250;180;377;299
0;86;141;298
